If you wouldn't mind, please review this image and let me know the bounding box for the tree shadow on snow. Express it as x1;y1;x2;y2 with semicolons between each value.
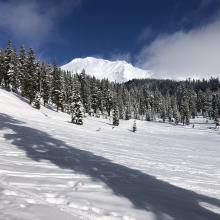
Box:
0;113;220;220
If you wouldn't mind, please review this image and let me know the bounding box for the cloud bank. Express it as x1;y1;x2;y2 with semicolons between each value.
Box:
137;16;220;80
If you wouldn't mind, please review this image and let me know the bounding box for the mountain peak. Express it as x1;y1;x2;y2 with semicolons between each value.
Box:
61;57;152;82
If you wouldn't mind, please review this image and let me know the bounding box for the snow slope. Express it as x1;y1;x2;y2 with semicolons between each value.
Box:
61;57;153;82
0;88;220;220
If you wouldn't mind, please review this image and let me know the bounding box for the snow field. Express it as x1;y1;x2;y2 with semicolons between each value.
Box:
0;88;220;220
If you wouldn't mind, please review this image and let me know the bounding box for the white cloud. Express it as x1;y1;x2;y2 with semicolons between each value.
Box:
0;0;83;46
137;16;220;79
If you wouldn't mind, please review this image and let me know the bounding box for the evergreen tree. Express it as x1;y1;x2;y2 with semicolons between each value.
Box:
112;104;119;126
172;98;180;125
91;78;99;114
26;48;38;104
125;104;131;120
33;92;41;109
0;49;5;86
3;41;14;91
19;46;27;96
133;120;137;132
79;69;91;113
51;63;64;111
41;63;51;105
10;49;20;93
70;90;83;125
161;100;167;122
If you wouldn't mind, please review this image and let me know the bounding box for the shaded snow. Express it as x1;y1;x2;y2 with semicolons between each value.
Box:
0;89;220;220
61;57;152;82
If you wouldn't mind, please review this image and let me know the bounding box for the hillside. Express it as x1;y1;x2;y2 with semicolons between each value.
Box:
61;57;153;82
0;88;220;220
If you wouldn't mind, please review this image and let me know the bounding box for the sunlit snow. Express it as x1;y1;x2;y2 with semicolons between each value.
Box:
0;89;220;220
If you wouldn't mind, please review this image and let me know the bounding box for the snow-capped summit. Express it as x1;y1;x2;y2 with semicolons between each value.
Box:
61;57;153;82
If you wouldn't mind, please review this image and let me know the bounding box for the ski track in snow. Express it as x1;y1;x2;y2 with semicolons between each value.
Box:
0;89;220;220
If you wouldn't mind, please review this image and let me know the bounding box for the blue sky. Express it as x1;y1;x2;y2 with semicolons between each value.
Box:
0;0;220;79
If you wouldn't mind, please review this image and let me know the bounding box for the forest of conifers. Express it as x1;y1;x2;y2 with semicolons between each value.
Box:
1;41;220;125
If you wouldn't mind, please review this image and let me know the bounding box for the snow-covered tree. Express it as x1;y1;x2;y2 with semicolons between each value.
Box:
41;63;51;106
70;90;84;125
79;69;91;113
33;92;41;109
19;46;27;96
133;120;137;132
25;48;38;104
51;63;64;111
112;104;119;126
3;41;14;91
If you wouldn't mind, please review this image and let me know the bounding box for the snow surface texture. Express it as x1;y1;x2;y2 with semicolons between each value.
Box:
61;57;153;82
0;88;220;220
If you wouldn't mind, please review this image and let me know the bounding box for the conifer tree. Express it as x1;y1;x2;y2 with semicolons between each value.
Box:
105;89;113;116
125;104;131;120
133;120;137;132
26;48;38;104
70;90;83;125
4;41;14;91
173;99;180;125
19;46;27;96
161;100;167;122
33;92;41;109
10;49;20;93
0;49;5;86
41;63;51;105
79;69;91;113
91;78;99;114
112;104;119;126
51;63;64;111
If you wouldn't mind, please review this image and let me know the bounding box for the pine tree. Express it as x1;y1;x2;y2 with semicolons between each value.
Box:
173;98;180;125
25;48;38;104
0;49;5;86
19;46;27;96
133;120;137;132
112;104;119;126
125;104;131;120
91;78;99;114
33;92;41;109
10;49;20;93
180;100;190;125
51;63;64;111
70;90;83;125
161;100;167;123
4;41;14;91
41;63;51;105
146;103;152;121
178;83;191;125
104;85;113;116
79;69;91;113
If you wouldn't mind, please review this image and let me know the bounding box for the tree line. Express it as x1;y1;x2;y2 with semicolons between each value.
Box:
0;41;220;126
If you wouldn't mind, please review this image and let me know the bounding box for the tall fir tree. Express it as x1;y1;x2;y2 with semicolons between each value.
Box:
19;46;27;96
4;41;14;91
112;103;119;126
41;63;51;105
70;84;84;125
10;49;20;93
26;48;38;104
79;69;91;113
51;63;64;111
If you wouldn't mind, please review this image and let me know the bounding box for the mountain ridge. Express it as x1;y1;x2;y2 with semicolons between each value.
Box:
61;57;153;82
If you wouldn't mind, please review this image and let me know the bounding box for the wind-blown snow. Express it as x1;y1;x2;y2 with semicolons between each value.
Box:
61;57;153;82
0;88;220;220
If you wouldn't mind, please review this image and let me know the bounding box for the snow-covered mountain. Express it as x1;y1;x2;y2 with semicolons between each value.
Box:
61;57;153;82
